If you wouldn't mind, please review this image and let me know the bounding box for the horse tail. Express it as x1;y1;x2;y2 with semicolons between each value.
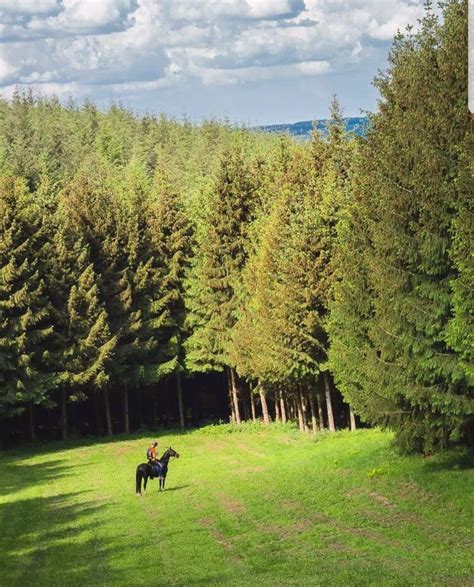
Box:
136;467;143;494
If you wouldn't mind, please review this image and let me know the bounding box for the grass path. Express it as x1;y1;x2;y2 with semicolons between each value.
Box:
0;426;472;586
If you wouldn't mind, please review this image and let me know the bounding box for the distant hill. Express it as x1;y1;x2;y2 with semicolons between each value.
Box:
258;117;368;138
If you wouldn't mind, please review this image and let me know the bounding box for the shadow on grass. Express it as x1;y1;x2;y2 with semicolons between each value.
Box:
0;490;127;586
0;456;121;584
1;427;194;457
160;484;190;492
0;458;72;498
420;449;474;473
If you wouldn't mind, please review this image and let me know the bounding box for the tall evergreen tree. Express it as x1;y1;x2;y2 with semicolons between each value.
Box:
185;141;258;423
50;208;116;439
148;164;192;427
328;0;473;451
2;91;40;189
63;160;133;434
0;175;55;438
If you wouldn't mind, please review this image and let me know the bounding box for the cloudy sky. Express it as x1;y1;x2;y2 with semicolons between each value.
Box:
0;0;427;124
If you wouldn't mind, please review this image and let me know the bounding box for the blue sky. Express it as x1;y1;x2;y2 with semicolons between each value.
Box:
0;0;427;124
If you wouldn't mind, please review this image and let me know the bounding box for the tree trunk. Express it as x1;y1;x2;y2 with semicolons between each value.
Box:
309;392;319;433
324;372;336;432
300;390;309;432
60;389;68;441
104;388;112;436
274;396;281;422
230;368;241;425
288;397;295;421
279;390;287;423
176;371;185;429
250;385;257;422
94;390;102;435
296;395;304;431
123;386;130;434
317;390;325;429
259;385;270;425
349;405;357;431
226;368;236;423
242;392;250;421
28;402;36;442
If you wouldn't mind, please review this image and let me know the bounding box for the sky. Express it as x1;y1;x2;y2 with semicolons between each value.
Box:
0;0;428;125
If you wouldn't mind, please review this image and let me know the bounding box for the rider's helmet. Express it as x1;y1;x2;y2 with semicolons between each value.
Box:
152;441;158;447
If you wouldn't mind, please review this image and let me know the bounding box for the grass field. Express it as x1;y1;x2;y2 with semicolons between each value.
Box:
1;424;473;586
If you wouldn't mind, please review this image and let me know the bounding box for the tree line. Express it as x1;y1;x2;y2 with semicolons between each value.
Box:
0;0;471;452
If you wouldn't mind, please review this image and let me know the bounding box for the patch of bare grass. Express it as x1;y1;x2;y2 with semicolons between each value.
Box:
216;492;246;515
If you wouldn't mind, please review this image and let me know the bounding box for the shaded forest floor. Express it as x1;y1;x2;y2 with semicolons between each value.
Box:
0;425;472;586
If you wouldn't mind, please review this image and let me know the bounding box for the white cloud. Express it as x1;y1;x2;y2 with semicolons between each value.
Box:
43;0;135;31
0;0;59;16
0;0;428;112
0;55;17;82
165;0;304;22
195;59;329;85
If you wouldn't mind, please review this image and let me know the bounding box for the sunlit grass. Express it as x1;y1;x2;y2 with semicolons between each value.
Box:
1;425;472;586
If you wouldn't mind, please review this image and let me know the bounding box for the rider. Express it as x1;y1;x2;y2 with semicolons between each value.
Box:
147;441;158;463
147;441;162;477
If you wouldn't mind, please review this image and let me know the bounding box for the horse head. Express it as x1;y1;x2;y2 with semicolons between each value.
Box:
158;446;180;464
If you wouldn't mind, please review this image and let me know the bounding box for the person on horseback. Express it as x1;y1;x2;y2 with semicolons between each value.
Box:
147;441;162;478
147;441;158;463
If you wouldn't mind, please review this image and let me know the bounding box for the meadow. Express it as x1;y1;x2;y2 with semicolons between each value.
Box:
1;425;472;586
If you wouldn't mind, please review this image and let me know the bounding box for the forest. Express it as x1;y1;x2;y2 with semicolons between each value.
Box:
0;0;472;453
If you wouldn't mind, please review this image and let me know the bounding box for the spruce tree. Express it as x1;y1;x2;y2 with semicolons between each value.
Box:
63;160;133;434
50;208;116;439
185;141;258;423
329;0;473;451
148;164;192;428
0;175;55;437
2;90;40;189
230;140;330;428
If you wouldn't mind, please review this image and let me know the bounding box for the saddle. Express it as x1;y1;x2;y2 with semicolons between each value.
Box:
149;461;163;478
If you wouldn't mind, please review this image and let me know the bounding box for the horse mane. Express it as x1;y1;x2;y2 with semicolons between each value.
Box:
158;448;171;462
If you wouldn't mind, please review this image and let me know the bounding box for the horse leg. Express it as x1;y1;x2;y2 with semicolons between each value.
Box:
144;475;148;495
136;469;142;495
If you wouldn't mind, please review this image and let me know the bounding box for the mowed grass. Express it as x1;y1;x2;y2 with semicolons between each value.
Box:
0;425;473;587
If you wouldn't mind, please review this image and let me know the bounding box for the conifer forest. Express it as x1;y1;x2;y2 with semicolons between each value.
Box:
0;1;472;454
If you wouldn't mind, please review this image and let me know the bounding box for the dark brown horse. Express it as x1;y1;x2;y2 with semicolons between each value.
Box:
135;447;179;495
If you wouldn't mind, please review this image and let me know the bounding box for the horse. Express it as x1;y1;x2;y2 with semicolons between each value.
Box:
135;447;180;495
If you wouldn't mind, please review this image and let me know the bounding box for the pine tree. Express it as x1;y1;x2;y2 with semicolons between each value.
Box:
2;90;40;189
50;207;116;439
0;175;55;437
96;104;136;167
185;141;258;423
63;160;133;434
115;158;190;430
148;164;192;428
326;148;375;424
312;98;357;430
328;0;473;451
229;140;328;427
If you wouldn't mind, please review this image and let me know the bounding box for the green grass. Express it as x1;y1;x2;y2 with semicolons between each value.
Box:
0;425;472;586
